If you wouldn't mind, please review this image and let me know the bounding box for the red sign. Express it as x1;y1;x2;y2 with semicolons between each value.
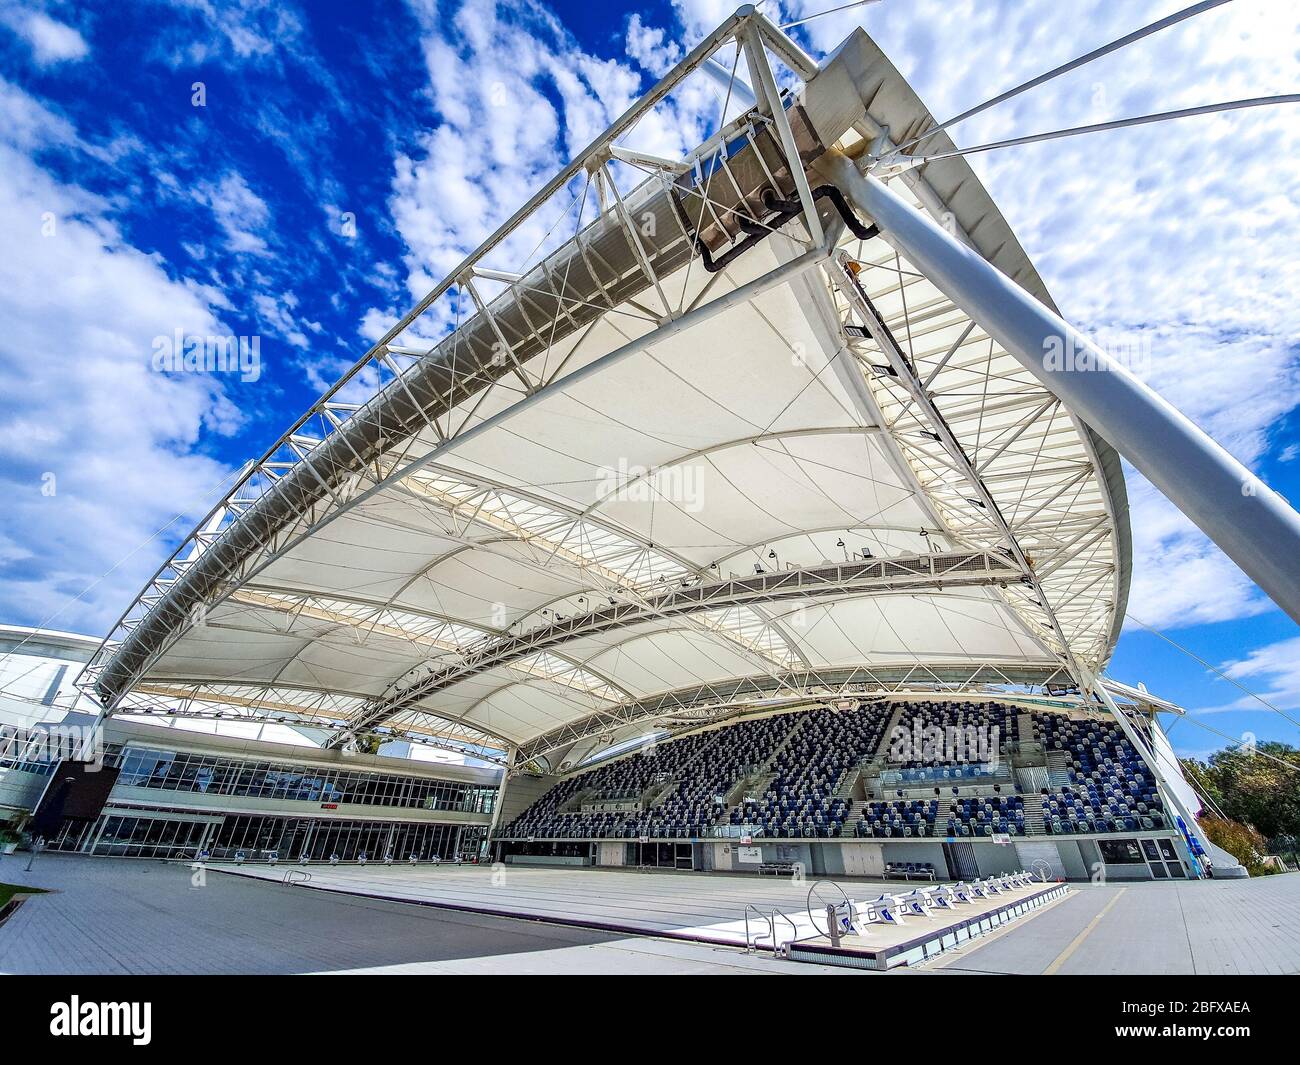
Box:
320;803;338;809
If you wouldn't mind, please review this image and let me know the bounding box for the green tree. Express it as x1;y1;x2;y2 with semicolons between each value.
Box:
1181;742;1300;842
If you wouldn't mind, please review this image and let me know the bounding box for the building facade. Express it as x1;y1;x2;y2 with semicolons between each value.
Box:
1;626;501;862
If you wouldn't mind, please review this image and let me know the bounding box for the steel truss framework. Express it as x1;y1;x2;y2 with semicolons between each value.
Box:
825;251;1112;671
80;9;1127;766
515;662;1078;768
112;682;508;764
338;549;1025;740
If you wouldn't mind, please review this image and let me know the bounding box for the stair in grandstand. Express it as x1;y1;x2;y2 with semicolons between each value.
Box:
1046;750;1073;786
768;711;814;759
676;724;733;770
854;702;908;798
715;711;816;824
1021;802;1047;836
1011;719;1049;796
745;712;811;778
834;764;864;802
723;765;772;807
632;725;733;814
558;787;598;814
838;797;864;836
640;774;679;809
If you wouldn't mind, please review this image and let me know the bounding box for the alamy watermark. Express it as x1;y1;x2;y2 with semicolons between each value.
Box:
50;996;151;1045
887;720;1001;771
1042;329;1153;377
151;329;261;383
596;457;704;512
21;722;104;770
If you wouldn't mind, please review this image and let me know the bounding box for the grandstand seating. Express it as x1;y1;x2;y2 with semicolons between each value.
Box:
854;793;1025;838
730;703;891;838
499;700;1170;845
888;699;1017;775
503;711;808;840
1035;714;1166;833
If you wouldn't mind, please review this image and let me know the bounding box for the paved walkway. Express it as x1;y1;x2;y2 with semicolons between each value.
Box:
926;876;1300;975
0;855;846;975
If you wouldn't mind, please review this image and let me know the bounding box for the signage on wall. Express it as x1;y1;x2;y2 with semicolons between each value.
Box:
993;832;1011;845
737;846;763;864
320;803;338;809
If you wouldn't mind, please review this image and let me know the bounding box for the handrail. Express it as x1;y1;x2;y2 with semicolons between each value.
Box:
744;903;800;955
161;846;198;863
770;908;798;952
743;905;775;953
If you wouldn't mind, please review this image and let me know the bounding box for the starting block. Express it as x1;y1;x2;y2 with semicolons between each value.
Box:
931;885;960;909
899;887;937;917
859;893;909;927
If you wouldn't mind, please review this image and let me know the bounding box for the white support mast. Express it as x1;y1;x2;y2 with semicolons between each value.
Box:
825;152;1300;627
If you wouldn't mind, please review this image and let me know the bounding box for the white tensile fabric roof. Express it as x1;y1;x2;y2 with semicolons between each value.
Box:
91;22;1128;764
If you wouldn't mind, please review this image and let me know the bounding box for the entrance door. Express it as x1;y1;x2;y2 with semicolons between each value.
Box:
1141;838;1185;879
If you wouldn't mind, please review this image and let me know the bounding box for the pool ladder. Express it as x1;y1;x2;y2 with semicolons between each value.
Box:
743;904;797;954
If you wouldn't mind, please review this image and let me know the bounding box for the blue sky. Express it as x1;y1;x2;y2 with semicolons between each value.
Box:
0;0;1296;758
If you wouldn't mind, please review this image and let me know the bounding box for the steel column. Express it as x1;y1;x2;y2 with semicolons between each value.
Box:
826;152;1300;624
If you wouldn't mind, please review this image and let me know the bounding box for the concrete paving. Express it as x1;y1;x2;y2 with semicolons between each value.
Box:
926;876;1300;975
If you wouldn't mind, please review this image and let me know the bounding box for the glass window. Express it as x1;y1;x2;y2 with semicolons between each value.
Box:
1099;838;1144;864
110;745;496;815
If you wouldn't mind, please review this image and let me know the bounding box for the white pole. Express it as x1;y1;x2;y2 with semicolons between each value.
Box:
825;152;1300;625
1091;680;1207;878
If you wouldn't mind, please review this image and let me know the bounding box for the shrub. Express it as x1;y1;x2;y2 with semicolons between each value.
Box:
1199;815;1273;876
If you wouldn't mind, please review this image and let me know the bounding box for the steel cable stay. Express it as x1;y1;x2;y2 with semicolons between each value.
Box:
899;95;1300;164
889;0;1239;158
779;0;884;32
1175;714;1300;776
1125;612;1300;731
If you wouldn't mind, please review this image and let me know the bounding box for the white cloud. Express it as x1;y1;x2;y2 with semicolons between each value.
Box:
1125;479;1272;629
0;78;240;634
191;171;272;255
153;0;304;67
1192;635;1300;715
390;0;578;297
1;8;89;65
625;13;680;77
252;291;315;350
